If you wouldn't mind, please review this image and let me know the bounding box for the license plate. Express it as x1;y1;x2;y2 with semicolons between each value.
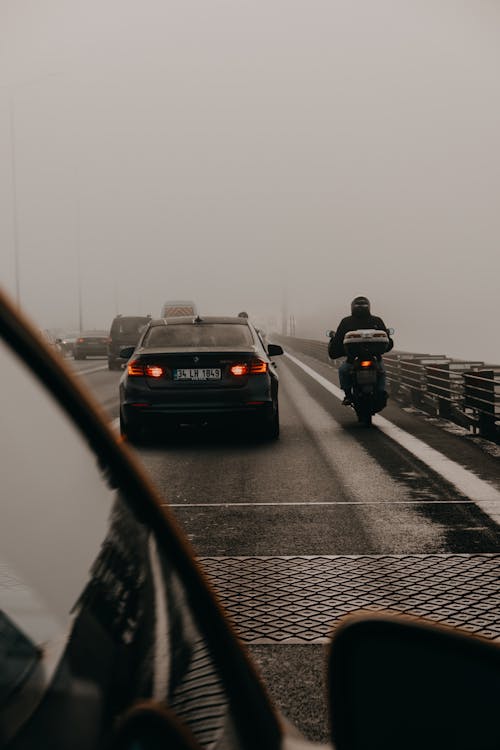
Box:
356;370;377;384
174;368;221;381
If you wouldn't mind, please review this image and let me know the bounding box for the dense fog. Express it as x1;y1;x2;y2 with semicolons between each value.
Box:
1;1;499;362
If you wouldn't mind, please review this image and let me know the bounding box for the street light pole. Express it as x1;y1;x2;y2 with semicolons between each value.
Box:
8;92;21;307
2;73;60;308
75;181;83;332
76;242;83;332
281;284;288;336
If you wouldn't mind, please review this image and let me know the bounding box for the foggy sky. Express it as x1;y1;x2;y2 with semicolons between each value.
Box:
1;0;499;362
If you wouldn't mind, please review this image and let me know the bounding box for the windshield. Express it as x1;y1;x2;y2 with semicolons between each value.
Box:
143;324;254;348
111;317;149;336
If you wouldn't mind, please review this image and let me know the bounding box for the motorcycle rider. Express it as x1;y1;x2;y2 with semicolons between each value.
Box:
328;296;393;405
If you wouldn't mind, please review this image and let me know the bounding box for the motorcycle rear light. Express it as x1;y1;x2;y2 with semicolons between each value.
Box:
360;360;374;368
145;365;164;378
127;360;145;376
76;338;84;343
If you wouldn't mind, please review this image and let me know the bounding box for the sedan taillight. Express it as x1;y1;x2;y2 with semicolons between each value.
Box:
127;360;145;376
249;359;268;374
145;365;164;378
230;363;249;377
229;359;268;377
127;361;167;378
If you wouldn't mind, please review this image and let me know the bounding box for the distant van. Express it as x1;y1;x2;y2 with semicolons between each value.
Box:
108;315;151;370
161;300;197;318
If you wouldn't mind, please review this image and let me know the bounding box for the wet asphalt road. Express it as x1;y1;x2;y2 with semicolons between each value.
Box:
72;352;500;742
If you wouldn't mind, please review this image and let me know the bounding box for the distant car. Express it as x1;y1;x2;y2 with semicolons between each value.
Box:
73;330;109;360
119;316;284;441
55;332;80;357
107;315;151;370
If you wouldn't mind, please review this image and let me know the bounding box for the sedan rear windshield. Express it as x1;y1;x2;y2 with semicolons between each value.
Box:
143;324;254;348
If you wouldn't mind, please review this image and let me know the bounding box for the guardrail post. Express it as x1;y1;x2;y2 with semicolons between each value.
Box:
478;371;497;441
426;362;452;418
384;356;400;398
464;370;497;440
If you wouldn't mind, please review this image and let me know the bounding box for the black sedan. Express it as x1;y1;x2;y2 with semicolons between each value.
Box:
73;330;109;359
119;316;283;441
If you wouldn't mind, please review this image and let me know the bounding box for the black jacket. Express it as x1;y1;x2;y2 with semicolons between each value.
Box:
328;314;394;360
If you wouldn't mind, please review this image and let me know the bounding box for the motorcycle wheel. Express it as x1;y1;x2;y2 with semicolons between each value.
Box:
355;406;372;427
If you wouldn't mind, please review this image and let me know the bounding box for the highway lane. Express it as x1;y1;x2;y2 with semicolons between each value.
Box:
74;350;500;742
69;358;121;418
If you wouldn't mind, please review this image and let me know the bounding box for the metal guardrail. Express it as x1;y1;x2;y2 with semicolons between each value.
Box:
273;335;500;443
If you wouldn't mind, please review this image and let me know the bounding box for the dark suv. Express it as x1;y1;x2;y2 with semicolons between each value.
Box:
107;315;151;370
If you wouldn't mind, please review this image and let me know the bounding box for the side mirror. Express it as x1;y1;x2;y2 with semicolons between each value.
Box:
387;327;395;336
120;346;136;359
329;614;500;750
326;330;335;338
267;344;284;357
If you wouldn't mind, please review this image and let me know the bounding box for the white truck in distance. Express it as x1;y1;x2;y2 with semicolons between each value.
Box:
160;300;198;318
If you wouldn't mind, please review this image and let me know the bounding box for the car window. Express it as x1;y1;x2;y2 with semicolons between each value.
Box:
143;324;254;348
0;339;124;742
111;317;149;336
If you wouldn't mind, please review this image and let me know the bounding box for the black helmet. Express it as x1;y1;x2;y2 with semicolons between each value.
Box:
351;296;371;318
237;311;249;318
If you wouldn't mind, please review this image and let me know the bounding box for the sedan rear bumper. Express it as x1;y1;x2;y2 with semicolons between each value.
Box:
121;399;274;428
74;346;108;356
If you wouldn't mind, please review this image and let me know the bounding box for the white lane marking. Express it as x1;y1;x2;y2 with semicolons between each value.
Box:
281;358;412;511
166;501;474;507
74;365;108;376
285;352;500;522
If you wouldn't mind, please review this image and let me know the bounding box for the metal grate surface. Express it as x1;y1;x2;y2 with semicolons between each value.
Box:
199;555;500;644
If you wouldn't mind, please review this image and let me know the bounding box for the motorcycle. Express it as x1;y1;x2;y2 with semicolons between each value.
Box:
338;328;394;426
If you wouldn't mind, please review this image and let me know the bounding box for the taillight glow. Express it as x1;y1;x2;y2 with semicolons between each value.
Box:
145;365;164;378
360;360;374;368
230;363;249;377
127;360;145;376
249;359;268;374
77;337;84;343
230;359;268;377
